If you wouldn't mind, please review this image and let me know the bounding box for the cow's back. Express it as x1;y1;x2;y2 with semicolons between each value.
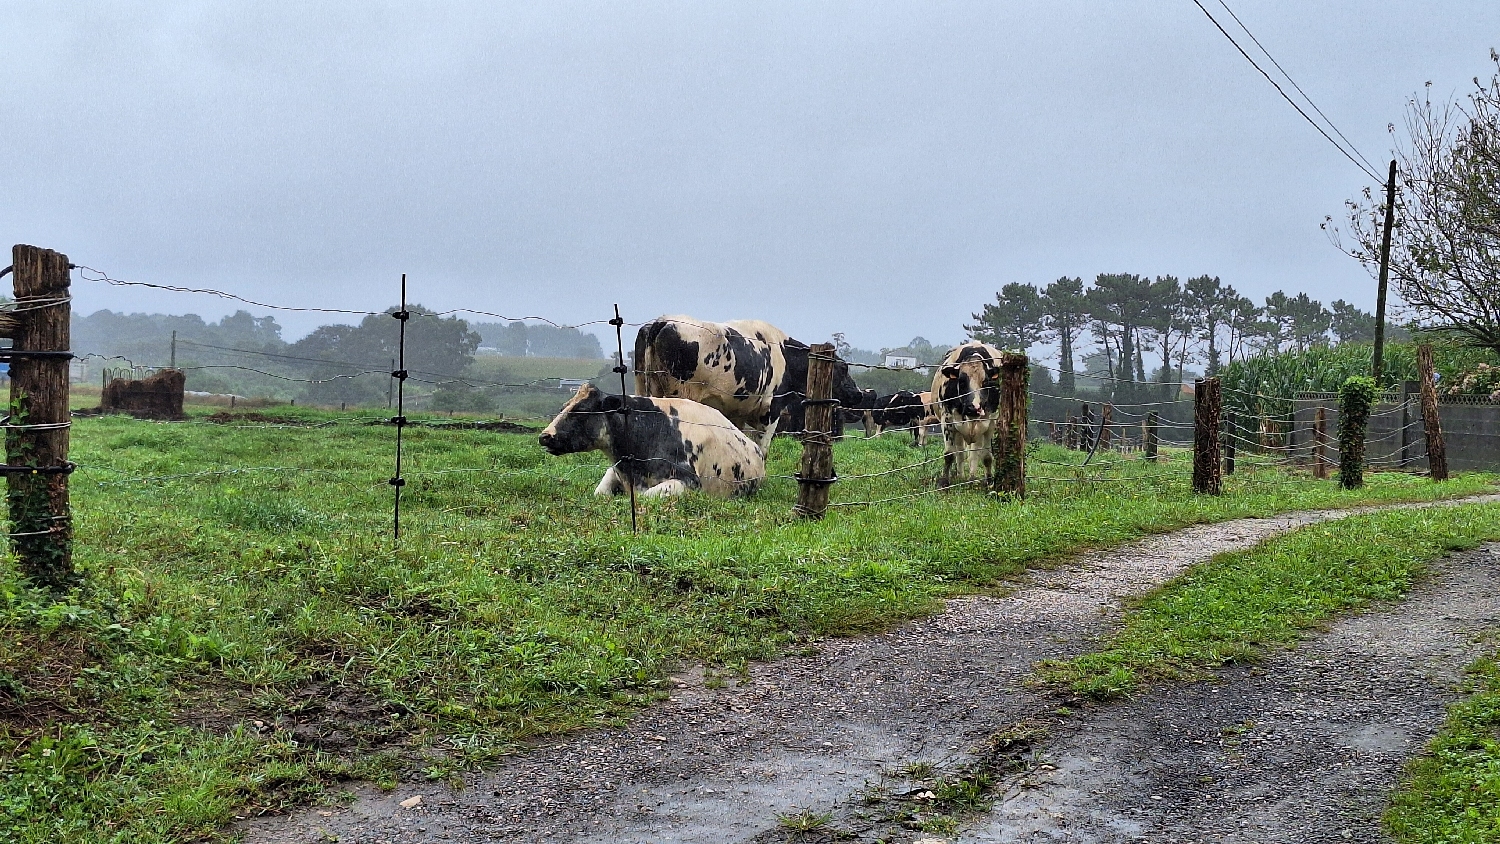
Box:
634;315;783;431
651;397;767;496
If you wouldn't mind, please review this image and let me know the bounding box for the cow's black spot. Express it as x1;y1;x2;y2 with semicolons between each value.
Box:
635;320;700;384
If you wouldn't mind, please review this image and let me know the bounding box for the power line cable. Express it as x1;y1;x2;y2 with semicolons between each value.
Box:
1212;0;1381;176
1188;0;1382;182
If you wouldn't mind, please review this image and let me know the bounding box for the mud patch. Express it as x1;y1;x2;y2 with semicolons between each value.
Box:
0;632;102;738
204;412;326;426
269;681;410;752
364;417;540;433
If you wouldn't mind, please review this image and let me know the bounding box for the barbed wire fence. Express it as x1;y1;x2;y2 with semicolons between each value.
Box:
18;254;1468;558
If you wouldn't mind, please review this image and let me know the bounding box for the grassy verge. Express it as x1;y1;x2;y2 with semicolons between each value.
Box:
1037;503;1500;699
1387;649;1500;842
0;408;1494;842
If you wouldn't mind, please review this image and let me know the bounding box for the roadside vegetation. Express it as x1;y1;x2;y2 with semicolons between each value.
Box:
1;409;1494;842
1038;503;1500;699
1387;647;1500;842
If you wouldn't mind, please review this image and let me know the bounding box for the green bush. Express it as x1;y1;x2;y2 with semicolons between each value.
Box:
1338;376;1377;489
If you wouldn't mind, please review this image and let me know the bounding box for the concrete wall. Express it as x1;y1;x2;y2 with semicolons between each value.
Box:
1291;387;1500;473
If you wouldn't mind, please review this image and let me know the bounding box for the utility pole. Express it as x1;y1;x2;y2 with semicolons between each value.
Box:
169;330;177;370
1372;159;1397;387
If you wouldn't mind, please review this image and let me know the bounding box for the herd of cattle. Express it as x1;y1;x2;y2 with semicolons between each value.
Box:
539;316;1008;498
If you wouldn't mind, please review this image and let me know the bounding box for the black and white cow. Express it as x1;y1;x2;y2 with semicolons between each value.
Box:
931;342;1004;486
633;316;864;448
870;390;931;446
539;383;765;498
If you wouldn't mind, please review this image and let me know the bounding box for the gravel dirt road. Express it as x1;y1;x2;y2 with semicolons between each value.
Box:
240;496;1500;844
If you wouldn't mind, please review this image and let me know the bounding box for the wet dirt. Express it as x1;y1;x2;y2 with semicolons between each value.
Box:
239;496;1500;844
966;542;1500;843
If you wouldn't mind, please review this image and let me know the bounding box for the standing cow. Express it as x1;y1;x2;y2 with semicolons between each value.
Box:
868;390;932;446
539;383;765;498
633;316;864;449
931;342;1004;487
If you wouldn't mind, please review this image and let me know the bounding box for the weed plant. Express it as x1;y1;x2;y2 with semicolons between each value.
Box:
0;408;1494;842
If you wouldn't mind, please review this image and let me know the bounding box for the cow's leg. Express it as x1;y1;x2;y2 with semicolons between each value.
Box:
756;414;779;452
594;466;627;496
938;423;959;487
864;410;878;438
639;479;689;498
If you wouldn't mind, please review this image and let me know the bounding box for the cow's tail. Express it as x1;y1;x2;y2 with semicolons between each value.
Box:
633;319;667;396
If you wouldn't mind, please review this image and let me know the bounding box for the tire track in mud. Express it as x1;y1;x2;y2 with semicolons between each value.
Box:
241;495;1500;844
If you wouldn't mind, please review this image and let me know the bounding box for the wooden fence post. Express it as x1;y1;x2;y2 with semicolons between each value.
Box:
6;245;74;589
1143;412;1159;461
1193;377;1222;495
1099;403;1113;451
794;342;837;519
1064;415;1078;450
1313;406;1329;480
1416;344;1449;481
993;353;1028;498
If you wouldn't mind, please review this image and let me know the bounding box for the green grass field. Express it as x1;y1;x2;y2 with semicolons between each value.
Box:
0;407;1494;842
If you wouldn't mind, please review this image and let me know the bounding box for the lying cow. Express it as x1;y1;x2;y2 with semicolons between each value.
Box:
931;342;1003;487
870;390;931;446
634;316;865;448
539;383;765;498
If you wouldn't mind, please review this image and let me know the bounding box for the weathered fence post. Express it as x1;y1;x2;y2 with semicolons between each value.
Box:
1143;411;1159;462
992;353;1028;498
1313;406;1329;480
1416;344;1449;481
794;342;837;519
1064;415;1078;450
1099;403;1113;451
6;245;74;589
1048;421;1058;445
1223;413;1236;475
1193;377;1222;495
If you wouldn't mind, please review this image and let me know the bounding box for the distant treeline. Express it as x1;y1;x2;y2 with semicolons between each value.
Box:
470;322;605;359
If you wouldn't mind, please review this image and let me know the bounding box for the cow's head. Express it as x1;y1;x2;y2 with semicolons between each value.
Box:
935;347;1000;419
832;357;865;411
539;383;620;455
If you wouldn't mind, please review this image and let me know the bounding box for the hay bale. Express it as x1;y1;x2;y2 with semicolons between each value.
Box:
100;369;186;420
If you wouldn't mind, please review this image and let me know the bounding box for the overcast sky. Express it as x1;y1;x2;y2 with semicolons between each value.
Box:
3;2;1496;352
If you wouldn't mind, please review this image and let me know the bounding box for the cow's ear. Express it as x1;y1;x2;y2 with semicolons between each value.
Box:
941;365;960;378
600;393;624;413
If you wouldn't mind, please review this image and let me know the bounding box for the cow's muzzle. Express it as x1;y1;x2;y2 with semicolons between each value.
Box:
538;432;564;455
